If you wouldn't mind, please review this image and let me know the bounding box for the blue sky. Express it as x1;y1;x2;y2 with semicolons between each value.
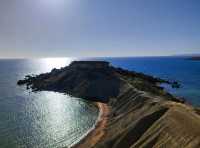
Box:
0;0;200;58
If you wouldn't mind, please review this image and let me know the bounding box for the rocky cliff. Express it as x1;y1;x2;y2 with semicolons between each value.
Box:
18;61;200;148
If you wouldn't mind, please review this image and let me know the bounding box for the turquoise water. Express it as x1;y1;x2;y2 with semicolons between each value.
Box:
0;59;98;148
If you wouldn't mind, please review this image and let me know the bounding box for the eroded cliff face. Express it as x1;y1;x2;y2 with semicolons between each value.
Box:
18;61;200;148
95;83;200;148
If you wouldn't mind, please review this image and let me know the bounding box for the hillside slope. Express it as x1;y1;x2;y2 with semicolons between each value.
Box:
18;61;200;148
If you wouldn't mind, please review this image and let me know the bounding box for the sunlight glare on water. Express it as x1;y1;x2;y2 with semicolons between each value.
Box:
0;59;98;148
39;58;75;72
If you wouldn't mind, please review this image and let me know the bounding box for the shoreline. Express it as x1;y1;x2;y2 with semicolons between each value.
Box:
71;102;109;148
17;61;200;147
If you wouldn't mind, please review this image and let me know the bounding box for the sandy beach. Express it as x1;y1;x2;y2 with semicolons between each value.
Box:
72;102;109;148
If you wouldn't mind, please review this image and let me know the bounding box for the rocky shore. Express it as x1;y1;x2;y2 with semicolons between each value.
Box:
18;61;200;148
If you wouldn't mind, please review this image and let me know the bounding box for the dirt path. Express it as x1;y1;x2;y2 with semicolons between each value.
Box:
72;102;110;148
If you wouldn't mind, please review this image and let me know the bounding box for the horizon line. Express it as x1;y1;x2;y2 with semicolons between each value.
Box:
0;54;198;60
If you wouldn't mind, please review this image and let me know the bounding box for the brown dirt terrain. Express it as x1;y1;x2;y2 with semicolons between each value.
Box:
72;103;109;148
18;61;200;148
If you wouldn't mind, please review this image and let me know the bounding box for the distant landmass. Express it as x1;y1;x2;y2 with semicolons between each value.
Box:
172;53;200;61
188;56;200;61
173;53;200;57
18;61;200;148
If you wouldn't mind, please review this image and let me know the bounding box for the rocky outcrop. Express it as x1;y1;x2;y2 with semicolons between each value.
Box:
17;61;180;102
18;61;200;148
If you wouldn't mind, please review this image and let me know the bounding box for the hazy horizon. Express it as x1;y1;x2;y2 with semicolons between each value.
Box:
0;0;200;58
1;53;200;60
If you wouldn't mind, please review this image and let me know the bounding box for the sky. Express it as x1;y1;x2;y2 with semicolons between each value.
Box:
0;0;200;58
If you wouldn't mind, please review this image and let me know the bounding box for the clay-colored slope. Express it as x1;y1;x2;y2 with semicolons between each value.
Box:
91;76;200;148
17;61;200;148
132;102;200;148
94;96;200;148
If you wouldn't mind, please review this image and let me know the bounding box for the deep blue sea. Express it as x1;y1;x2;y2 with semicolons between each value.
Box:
0;57;200;148
100;57;200;105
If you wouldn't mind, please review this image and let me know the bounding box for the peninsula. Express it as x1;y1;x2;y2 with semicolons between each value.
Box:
18;61;200;148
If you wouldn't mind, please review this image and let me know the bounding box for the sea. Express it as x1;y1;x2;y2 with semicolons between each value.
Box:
0;58;98;148
0;57;199;148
